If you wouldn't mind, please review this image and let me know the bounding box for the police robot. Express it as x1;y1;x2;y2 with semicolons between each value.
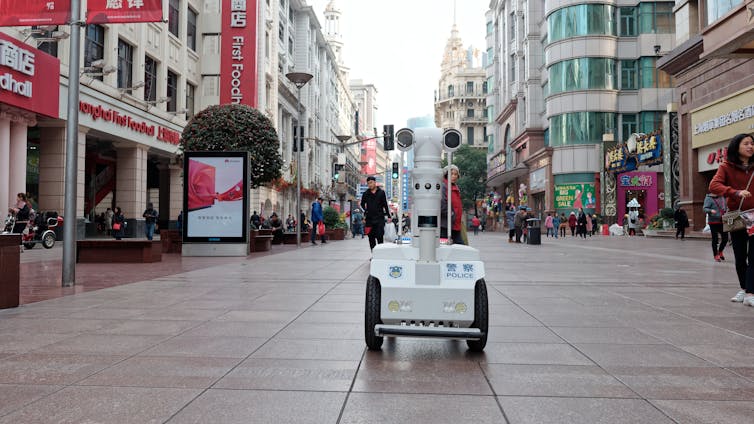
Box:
365;127;488;352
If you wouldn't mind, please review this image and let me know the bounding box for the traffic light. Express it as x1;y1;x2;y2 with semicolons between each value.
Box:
383;124;395;150
391;162;399;180
293;125;304;152
333;164;343;181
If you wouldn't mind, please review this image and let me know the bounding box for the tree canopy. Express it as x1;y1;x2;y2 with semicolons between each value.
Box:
443;145;488;210
180;104;282;188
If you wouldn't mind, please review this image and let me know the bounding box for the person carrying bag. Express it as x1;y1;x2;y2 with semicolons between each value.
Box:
709;133;754;306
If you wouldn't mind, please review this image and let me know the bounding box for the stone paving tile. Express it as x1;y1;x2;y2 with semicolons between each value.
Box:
481;342;593;365
340;392;504;424
91;319;201;336
309;301;364;312
551;327;664;344
77;356;242;389
35;334;169;356
0;353;126;385
66;307;154;320
498;397;675;424
574;343;713;367
214;358;359;391
275;321;363;340
180;321;285;338
251;338;365;361
676;344;754;367
651;399;754;424
132;308;229;322
483;364;637;398
166;389;346;424
0;332;76;354
0;384;61;417
486;326;564;343
140;335;267;359
0;386;199;424
353;359;492;395
0;317;119;334
366;339;481;362
296;310;363;324
214;309;301;323
607;366;754;400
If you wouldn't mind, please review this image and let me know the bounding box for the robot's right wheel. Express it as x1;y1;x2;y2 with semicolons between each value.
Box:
466;278;488;352
364;275;384;350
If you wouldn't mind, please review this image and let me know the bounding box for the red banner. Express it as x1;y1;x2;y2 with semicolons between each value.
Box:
86;0;163;24
220;0;257;107
0;32;59;118
0;0;71;26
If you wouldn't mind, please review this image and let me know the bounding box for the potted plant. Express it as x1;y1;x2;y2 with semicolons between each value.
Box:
323;206;345;240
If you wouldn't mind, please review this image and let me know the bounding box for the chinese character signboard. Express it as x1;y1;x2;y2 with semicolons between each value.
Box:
87;0;163;24
220;0;258;107
554;183;597;210
0;32;59;118
619;173;653;188
183;151;249;243
0;0;71;26
605;134;663;173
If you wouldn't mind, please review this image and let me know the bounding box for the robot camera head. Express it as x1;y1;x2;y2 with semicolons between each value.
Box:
395;128;414;151
442;129;462;152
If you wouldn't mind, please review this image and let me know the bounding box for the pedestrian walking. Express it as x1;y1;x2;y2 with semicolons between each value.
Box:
544;213;554;237
552;213;561;239
351;209;364;238
709;132;754;305
577;208;587;238
310;197;326;245
514;206;526;243
360;176;390;251
506;205;516;243
142;202;158;240
585;213;593;237
568;212;577;237
105;207;113;235
112;207;125;240
472;215;481;236
704;192;728;262
674;206;689;240
559;213;567;237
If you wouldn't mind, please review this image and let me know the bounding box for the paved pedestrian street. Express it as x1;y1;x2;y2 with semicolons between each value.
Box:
1;234;754;423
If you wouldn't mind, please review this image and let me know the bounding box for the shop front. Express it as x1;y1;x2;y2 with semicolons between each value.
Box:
616;171;661;224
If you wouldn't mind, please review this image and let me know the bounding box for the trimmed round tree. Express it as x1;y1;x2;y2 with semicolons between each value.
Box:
180;104;282;188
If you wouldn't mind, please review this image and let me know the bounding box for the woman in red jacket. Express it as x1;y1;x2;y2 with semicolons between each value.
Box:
710;133;754;306
441;165;464;244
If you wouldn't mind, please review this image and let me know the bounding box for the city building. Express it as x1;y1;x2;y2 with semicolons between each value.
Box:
485;0;677;225
658;0;754;230
434;24;488;149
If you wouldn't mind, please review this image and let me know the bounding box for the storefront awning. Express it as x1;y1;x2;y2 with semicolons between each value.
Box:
486;163;528;188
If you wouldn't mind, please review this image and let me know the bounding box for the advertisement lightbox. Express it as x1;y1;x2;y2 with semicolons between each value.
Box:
183;151;248;243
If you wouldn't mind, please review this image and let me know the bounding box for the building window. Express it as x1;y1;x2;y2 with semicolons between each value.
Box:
203;34;220;55
202;75;219;97
619;7;637;36
144;56;157;102
509;13;515;41
467;109;474;118
203;0;220;13
620;60;638;90
706;0;744;25
278;22;284;40
84;24;105;81
547;4;616;43
116;39;133;90
548;58;616;95
621;114;638;140
186;83;195;117
467;127;474;145
466;81;474;94
639;57;672;88
447;85;454;97
640;111;663;133
482;81;488;94
486;21;493;34
187;8;197;51
549;112;617;146
33;26;58;57
638;2;674;34
509;54;515;82
167;70;177;112
168;0;180;37
288;37;294;55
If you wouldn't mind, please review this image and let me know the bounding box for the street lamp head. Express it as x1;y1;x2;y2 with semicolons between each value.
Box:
286;72;314;88
336;134;351;142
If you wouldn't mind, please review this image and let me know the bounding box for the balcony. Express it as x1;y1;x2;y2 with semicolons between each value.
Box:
461;115;488;124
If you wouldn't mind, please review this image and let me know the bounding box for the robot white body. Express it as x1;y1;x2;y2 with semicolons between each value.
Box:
365;128;488;351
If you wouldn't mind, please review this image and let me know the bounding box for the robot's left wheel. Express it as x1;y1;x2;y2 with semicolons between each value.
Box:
364;275;384;350
466;278;489;352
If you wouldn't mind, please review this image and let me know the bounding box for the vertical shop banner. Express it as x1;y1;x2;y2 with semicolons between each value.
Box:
554;183;596;210
220;0;258;107
361;139;377;175
0;32;60;118
86;0;163;24
183;151;248;243
0;0;71;26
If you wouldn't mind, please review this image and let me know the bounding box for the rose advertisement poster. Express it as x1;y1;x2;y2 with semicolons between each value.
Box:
183;152;248;243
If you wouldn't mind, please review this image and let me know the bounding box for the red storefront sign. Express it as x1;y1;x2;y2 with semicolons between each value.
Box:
0;32;59;118
0;0;71;26
220;0;257;107
86;0;163;24
78;100;181;146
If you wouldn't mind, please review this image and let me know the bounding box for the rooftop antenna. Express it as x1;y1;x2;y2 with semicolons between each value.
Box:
453;0;457;26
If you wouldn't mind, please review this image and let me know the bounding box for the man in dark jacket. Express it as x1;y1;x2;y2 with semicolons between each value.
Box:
310;198;326;245
360;176;389;250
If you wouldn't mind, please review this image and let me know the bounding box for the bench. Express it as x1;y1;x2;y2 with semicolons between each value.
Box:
249;230;272;253
77;240;162;263
282;231;310;244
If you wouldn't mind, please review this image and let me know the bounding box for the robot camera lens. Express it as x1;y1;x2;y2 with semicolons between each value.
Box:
436;184;441;190
415;183;420;190
424;183;431;190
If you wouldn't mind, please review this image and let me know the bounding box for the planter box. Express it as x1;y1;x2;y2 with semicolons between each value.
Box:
325;228;345;240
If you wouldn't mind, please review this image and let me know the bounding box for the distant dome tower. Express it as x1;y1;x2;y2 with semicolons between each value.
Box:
324;0;348;75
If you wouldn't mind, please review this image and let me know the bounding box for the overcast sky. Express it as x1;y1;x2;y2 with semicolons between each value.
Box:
308;0;488;131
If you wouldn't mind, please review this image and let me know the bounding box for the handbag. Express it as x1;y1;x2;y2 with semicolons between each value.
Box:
723;171;754;232
316;221;325;236
112;222;121;231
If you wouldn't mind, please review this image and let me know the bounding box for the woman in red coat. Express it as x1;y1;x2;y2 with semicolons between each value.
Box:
441;165;464;244
710;133;754;305
568;211;577;237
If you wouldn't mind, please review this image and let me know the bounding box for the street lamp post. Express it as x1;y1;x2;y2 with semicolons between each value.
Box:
286;72;313;248
335;134;351;214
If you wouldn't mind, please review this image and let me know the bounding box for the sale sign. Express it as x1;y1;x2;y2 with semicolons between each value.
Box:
220;0;258;107
87;0;163;24
0;32;60;118
0;0;71;26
